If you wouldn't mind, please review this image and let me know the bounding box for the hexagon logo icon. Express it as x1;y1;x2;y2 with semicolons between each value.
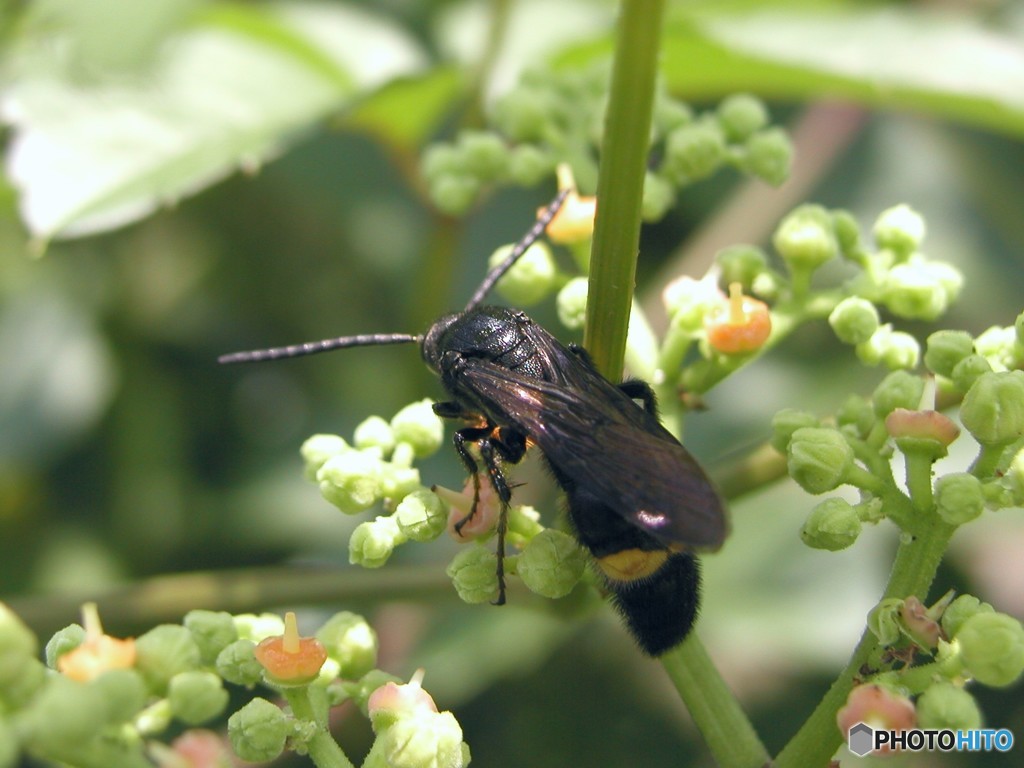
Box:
848;722;874;757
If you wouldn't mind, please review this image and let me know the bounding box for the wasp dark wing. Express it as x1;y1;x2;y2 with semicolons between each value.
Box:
453;354;727;551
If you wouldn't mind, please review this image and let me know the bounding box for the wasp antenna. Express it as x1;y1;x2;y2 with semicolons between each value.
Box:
218;333;421;364
464;188;571;311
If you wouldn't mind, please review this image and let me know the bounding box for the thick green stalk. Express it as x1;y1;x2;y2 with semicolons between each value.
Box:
584;3;766;765
583;0;664;382
662;636;770;767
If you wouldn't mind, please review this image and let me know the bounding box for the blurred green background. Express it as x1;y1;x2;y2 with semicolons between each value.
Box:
2;0;1024;765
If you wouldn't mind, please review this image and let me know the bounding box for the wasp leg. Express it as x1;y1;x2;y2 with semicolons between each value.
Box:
618;379;659;416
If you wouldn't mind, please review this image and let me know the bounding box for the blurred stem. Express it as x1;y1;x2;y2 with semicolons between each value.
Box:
774;514;955;767
662;636;770;768
583;0;663;382
583;2;765;765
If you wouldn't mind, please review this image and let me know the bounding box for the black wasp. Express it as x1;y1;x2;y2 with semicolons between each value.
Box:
220;191;727;655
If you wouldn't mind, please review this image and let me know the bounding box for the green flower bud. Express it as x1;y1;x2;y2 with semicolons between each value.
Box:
951;353;992;392
715;245;768;288
490;87;554;142
316;612;378;679
507;504;544;541
135;698;173;735
90;668;147;724
652;96;693;136
300;434;349;482
942;595;994;640
488;240;557;306
916;682;982;731
641;171;675;222
716;93;768;142
365;711;469;768
934;472;985;526
184;610;238;665
661;274;723;332
421;143;464;181
739;127;792;186
391;399;444;459
924;330;974;379
772;204;838;273
228;697;292;763
557;276;589;330
458;131;510;181
134;625;201;695
663;120;727;183
787;427;854;494
317;449;385;514
961;371;1024;446
430;174;480;216
831;210;863;260
867;598;904;646
836;395;875;439
395;489;447;542
873;204;926;257
44;623;85;669
883;331;921;370
829;297;879;345
233;613;286;642
770;408;820;453
215;638;263;687
446;545;500;604
872;370;925;418
507;144;554;187
0;603;37;660
0;657;45;711
0;604;43;710
801;497;861;550
517;529;586;598
354;416;396;454
379;463;422;501
0;716;17;768
168;671;229;725
956;612;1024;687
975;324;1019;369
350;516;404;568
883;262;952;321
18;675;108;759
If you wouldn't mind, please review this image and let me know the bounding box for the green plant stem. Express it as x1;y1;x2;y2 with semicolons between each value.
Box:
584;0;664;382
583;3;765;765
284;687;355;768
970;443;1008;478
774;515;956;767
662;635;770;768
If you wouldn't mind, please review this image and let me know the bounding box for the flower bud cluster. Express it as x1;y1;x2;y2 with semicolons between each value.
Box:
775;357;1024;552
4;600;470;768
422;64;790;217
301;401;448;569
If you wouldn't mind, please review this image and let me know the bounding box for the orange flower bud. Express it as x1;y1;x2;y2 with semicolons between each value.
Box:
253;612;327;686
837;684;916;754
57;603;136;682
542;163;596;244
368;669;437;718
704;282;771;354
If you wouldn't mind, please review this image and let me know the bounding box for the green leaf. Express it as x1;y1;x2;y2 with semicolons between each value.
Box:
558;6;1024;138
343;67;468;154
2;1;427;242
